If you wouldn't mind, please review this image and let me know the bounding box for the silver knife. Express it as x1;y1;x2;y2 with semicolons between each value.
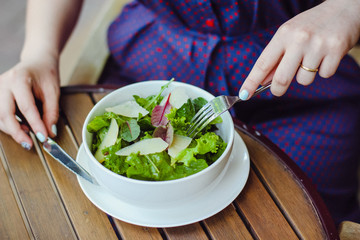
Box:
43;138;98;185
15;105;97;185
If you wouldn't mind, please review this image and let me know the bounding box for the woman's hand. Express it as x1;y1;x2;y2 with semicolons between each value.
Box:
238;0;360;99
0;0;83;149
0;54;60;149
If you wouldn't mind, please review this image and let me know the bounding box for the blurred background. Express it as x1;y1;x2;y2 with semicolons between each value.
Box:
1;0;359;84
0;0;25;73
0;0;107;75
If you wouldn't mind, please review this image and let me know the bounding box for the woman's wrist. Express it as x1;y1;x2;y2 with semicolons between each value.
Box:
20;44;60;64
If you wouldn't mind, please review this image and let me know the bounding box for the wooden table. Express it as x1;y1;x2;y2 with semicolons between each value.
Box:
0;85;339;239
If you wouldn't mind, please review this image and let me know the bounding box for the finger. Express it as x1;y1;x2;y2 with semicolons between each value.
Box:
270;47;302;96
41;85;60;137
2;116;33;150
0;93;33;149
318;54;342;78
13;82;48;142
20;124;30;134
262;68;276;86
239;38;284;100
296;55;322;86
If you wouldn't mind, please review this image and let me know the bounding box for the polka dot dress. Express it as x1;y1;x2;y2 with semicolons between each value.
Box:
104;0;360;224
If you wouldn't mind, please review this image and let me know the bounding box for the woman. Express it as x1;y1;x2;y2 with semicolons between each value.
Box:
0;0;359;225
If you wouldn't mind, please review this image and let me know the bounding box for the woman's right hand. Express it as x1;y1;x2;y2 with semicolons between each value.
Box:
0;54;60;150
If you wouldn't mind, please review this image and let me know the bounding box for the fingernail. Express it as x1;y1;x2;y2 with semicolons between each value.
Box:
36;132;46;143
239;89;249;100
52;124;57;136
21;142;31;150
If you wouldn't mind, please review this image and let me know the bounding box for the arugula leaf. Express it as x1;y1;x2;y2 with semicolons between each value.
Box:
134;78;175;112
192;97;208;112
176;99;196;122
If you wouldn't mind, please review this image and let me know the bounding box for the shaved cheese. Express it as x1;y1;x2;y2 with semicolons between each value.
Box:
106;100;149;118
168;134;192;158
116;138;169;156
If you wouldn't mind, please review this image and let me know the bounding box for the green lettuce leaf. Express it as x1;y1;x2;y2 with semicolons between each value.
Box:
192;97;208;112
87;115;110;133
173;132;226;166
102;140;129;175
170;159;208;180
125;152;173;180
87;112;127;133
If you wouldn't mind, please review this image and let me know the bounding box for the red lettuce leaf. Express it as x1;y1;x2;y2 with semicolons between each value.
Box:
153;123;174;146
151;93;171;127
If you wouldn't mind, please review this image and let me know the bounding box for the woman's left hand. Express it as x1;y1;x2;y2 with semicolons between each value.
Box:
238;0;360;99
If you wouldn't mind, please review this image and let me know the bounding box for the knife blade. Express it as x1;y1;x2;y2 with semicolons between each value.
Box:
43;138;98;185
15;105;97;185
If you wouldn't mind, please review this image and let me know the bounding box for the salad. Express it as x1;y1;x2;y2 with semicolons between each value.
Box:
87;80;227;181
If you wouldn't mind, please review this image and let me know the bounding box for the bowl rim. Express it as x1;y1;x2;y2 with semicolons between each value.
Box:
82;80;235;185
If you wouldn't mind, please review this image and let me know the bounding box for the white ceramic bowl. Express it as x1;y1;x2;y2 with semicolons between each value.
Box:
82;80;234;207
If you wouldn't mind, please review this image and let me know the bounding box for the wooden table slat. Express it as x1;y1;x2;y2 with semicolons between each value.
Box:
40;117;118;240
114;221;163;240
164;223;208;240
235;169;299;239
61;93;137;238
60;93;95;145
92;92;109;103
0;146;30;240
0;133;76;239
203;204;253;240
238;129;328;239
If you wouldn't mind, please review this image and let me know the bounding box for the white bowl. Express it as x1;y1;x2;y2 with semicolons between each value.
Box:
82;80;234;207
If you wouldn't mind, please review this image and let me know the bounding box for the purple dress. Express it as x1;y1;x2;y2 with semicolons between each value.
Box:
102;0;360;225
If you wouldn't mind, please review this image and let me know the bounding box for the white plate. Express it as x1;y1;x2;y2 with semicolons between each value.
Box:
76;131;250;228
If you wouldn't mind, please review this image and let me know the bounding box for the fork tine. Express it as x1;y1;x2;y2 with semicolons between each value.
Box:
186;95;228;138
186;84;272;138
186;104;212;133
188;111;220;138
190;106;213;128
190;103;212;124
187;111;213;137
188;105;229;138
187;109;215;138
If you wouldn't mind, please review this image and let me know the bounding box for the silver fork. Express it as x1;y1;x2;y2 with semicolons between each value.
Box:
186;82;271;138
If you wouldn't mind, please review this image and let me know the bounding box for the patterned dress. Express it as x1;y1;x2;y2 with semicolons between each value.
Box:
102;0;360;225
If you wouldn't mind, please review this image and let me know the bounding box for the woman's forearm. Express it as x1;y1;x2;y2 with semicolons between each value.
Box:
21;0;84;60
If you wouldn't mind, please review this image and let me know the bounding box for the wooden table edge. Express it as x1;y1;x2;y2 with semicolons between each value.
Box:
233;118;338;239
